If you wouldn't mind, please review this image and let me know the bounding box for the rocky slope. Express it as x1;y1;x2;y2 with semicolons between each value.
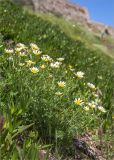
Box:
14;0;114;36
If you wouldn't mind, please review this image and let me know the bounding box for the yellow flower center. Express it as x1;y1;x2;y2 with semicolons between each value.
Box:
58;84;64;88
75;100;81;105
40;64;46;69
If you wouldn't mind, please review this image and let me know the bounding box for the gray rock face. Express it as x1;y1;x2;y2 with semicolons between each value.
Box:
33;0;89;24
14;0;114;36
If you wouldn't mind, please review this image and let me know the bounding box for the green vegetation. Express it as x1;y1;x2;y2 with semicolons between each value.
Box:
26;10;114;58
0;0;114;159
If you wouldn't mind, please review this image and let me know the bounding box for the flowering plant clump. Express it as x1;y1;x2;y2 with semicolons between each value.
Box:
0;43;108;157
0;1;113;157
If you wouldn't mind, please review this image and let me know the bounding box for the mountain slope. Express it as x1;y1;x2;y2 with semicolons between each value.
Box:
14;0;114;37
34;12;114;58
0;0;114;108
0;1;114;159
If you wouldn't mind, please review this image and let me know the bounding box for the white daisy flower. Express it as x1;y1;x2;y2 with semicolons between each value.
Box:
87;82;96;90
41;55;53;62
57;81;66;88
98;106;106;113
75;71;84;79
57;58;64;62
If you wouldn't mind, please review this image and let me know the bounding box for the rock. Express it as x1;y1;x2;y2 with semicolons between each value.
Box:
87;22;114;37
73;138;99;160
